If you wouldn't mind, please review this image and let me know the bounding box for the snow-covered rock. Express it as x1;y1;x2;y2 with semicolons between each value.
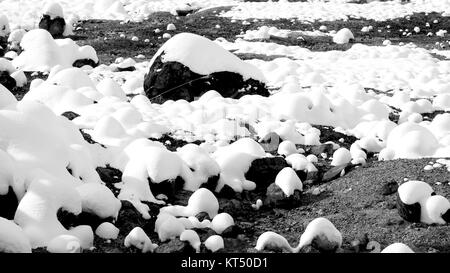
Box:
0;217;32;253
95;222;120;240
124;227;158;253
204;235;224;252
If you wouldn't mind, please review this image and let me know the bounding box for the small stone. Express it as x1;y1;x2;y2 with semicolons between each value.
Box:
312;188;321;196
381;180;399;196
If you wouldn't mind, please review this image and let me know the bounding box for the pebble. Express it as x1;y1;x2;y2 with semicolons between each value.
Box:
424;165;433;171
312;188;321;195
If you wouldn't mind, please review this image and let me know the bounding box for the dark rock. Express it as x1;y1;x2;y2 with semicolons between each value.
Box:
73;59;99;68
79;129;105;147
218;184;237;199
200;175;219;193
396;193;421;223
220;199;243;215
310;235;340;253
117;66;136;72
308;144;334;156
96;166;122;184
259;132;281;153
381;180;399;196
295;170;307;182
149;176;185;201
264;183;301;208
0;70;16;90
38;15;66;38
195;212;210;222
306;171;320;183
115;201;158;236
245;157;289;190
0;186;19;220
192;228;216;242
154;238;196;253
61;111;80;121
143;53;269;103
221;225;242;238
175;7;197;17
321;163;349;182
441;209;450;223
57;209;115;231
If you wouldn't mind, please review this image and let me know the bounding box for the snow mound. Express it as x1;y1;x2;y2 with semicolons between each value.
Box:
14;170;93;249
204;235;224;252
333;28;354;44
124;227;158;253
13;29;98;72
211;213;235;234
255;231;294;253
149;32;266;83
0;217;32;253
381;243;414;253
180;230;201;253
0;14;10;37
298;217;342;251
95;222;119;240
77;183;121;219
43;2;64;19
47;235;81;253
160;188;219;218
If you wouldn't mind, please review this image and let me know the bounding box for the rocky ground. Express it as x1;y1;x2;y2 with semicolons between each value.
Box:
9;6;450;253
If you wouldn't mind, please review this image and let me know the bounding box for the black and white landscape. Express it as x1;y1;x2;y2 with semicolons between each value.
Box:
0;0;450;254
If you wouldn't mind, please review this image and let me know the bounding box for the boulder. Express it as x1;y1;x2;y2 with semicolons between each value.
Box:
38;15;66;38
396;193;421;223
245;157;290;190
259;132;281;153
143;33;269;103
73;59;99;68
264;183;301;208
154;238;196;253
0;186;19;219
0;70;16;90
380;180;399;196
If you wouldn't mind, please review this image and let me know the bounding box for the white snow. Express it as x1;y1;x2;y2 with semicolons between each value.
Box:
160;188;219;218
13;30;98;72
211;213;235;234
204;235;224;252
255;231;295;253
124;227;158;253
156;214;186;242
381;243;414;253
333;28;354;44
149;33;266;83
95;222;120;240
47;235;81;253
331;148;352;166
43;2;65;19
180;229;201;253
274;167;303;197
0;14;10;37
0;217;32;253
298;217;342;250
77;183;122;219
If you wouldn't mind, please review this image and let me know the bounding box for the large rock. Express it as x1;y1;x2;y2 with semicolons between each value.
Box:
264;183;302;208
245;157;290;190
0;70;16;90
38;15;66;38
0;186;18;220
143;33;269;103
154;238;196;253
